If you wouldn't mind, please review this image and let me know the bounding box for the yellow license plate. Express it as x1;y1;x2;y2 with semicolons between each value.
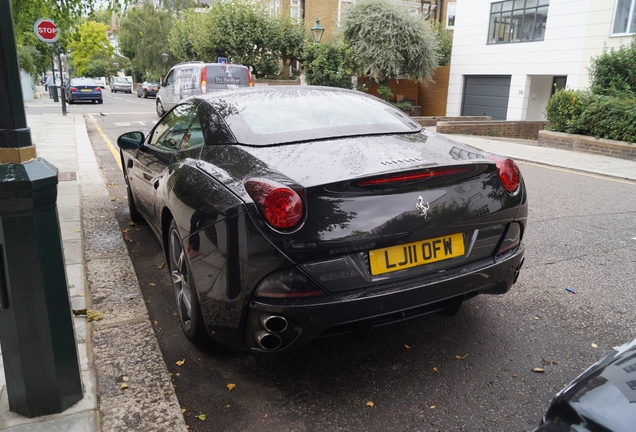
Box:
368;233;465;276
80;89;91;92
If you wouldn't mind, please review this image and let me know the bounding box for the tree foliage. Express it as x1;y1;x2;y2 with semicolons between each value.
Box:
341;0;439;83
429;19;452;67
11;0;92;75
118;3;174;80
68;20;113;77
302;41;355;88
169;0;306;78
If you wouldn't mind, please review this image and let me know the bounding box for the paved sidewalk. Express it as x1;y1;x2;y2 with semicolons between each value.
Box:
0;109;186;431
440;133;636;181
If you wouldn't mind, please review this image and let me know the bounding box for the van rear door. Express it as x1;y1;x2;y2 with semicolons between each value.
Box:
205;64;250;90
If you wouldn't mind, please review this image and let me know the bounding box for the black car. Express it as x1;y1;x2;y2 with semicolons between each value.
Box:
63;77;103;104
137;81;160;98
535;337;636;431
116;86;527;352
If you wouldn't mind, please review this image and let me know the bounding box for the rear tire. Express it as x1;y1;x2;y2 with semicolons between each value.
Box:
98;99;103;104
167;219;207;342
137;92;141;98
143;91;148;99
156;99;165;117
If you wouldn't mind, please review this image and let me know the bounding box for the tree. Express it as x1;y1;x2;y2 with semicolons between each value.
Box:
429;19;452;67
118;3;174;79
302;41;355;88
341;0;439;84
68;21;113;77
169;0;307;78
11;0;91;76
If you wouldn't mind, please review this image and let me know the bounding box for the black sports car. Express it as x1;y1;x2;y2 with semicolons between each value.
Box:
116;86;527;352
534;337;636;431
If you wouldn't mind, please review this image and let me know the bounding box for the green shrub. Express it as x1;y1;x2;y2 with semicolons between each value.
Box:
302;41;355;89
393;101;414;113
579;95;636;143
588;39;636;96
544;89;591;134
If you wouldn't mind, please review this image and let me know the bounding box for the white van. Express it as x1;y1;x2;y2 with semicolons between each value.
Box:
93;77;106;88
155;62;253;117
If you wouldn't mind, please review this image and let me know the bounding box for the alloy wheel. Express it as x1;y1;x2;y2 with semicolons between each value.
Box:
169;226;193;333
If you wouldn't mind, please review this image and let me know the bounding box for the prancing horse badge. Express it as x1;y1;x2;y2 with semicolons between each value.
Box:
416;196;430;217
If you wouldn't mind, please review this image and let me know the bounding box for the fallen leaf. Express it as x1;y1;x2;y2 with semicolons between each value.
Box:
591;342;598;348
75;230;81;233
227;383;236;391
455;354;468;360
433;367;439;372
532;368;545;373
110;196;117;201
404;344;411;349
512;374;518;377
120;383;128;390
122;376;130;382
264;414;268;418
157;262;167;270
429;405;436;409
176;359;185;366
72;309;104;322
128;222;136;226
535;316;540;320
181;408;186;414
153;320;159;325
365;401;374;407
149;283;156;287
196;414;206;421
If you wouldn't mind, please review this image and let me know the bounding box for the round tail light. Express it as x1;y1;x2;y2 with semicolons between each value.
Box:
245;178;304;230
488;155;520;193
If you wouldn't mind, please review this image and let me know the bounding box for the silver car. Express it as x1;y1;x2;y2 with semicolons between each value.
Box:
110;77;132;93
155;62;253;117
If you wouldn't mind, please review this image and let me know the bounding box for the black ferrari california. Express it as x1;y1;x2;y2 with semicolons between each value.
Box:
116;86;527;352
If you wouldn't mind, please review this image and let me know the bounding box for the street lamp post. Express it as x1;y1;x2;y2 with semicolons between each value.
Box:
311;18;325;43
161;52;169;74
0;0;82;418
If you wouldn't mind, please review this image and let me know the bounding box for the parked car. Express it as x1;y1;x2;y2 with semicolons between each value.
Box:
63;77;103;104
155;62;253;117
93;77;106;88
137;81;160;98
534;337;636;431
116;86;527;353
110;76;132;93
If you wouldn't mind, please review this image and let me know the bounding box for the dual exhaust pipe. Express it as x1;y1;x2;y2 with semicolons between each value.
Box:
255;315;289;351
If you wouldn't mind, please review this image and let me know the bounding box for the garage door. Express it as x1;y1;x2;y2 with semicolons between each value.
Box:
461;76;511;120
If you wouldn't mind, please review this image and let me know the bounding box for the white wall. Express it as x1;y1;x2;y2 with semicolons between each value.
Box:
447;0;634;120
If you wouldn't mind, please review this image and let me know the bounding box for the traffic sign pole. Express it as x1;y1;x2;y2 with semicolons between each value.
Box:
56;42;66;115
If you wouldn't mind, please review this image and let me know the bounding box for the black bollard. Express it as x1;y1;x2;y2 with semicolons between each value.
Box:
0;0;83;418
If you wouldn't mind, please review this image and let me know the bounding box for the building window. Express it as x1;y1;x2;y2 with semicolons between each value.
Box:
338;0;355;27
612;0;636;34
488;0;549;44
268;0;280;17
447;2;456;28
290;0;300;20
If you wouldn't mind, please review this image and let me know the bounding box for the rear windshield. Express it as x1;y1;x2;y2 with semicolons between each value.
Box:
205;65;249;89
115;78;128;83
206;87;421;146
71;78;97;86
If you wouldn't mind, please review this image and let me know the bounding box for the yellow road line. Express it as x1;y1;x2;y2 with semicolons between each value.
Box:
517;161;636;185
87;114;122;172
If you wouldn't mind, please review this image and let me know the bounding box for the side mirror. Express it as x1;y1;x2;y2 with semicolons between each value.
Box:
117;131;144;150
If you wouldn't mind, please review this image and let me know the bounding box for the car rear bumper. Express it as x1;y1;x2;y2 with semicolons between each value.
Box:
70;93;102;101
241;244;525;352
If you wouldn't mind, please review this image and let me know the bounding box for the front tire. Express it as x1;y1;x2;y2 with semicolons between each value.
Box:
156;99;165;117
167;220;206;342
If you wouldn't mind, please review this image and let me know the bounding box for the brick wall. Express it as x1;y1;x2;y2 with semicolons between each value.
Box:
413;116;491;126
538;130;636;161
436;121;548;140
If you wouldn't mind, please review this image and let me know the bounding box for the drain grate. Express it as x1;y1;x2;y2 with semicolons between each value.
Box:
58;172;77;181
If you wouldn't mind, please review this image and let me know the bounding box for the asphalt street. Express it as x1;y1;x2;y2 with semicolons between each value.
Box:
75;91;636;431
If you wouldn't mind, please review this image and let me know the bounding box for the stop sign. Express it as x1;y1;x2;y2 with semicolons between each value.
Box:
34;19;60;43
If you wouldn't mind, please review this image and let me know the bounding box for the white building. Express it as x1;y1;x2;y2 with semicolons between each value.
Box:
446;0;636;121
